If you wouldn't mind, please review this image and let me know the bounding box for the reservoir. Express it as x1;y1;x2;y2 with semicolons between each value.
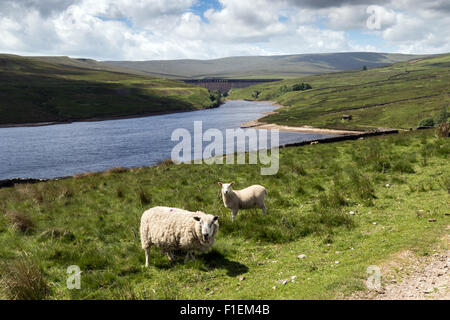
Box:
0;100;336;179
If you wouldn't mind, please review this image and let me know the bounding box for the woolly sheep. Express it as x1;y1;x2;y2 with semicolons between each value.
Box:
140;206;219;267
218;182;268;222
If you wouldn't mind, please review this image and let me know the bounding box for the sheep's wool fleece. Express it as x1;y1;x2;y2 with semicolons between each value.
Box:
224;185;267;209
140;206;218;253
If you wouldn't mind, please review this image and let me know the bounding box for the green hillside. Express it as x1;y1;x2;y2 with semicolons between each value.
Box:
229;54;450;130
104;52;425;79
0;54;214;126
30;56;152;76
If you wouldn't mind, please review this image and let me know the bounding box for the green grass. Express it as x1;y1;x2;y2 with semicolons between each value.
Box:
229;54;450;131
0;129;448;299
0;54;214;125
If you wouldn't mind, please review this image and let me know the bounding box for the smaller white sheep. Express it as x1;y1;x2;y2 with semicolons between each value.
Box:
140;206;219;267
218;182;268;222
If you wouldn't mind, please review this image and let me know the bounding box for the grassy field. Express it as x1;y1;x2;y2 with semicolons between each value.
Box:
0;129;448;299
0;54;214;125
228;54;450;131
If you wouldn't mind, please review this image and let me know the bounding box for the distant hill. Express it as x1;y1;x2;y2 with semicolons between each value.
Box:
0;54;214;126
103;52;427;79
229;53;450;131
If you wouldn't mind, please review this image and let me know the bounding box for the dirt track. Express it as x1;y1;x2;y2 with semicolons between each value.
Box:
350;233;449;300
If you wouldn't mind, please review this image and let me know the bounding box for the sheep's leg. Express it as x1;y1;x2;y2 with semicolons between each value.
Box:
184;251;195;263
167;251;175;262
144;247;150;268
262;203;267;215
231;209;238;222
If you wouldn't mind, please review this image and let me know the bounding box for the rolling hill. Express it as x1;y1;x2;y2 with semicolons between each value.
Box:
229;53;450;131
30;56;151;76
103;52;426;79
0;54;214;126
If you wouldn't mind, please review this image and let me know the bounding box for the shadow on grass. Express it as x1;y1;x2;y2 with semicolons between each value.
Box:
153;249;248;277
201;249;249;276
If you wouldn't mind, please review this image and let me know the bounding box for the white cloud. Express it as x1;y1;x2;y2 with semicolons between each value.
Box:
296;26;347;51
326;6;366;30
203;0;288;42
382;13;450;54
382;14;424;42
0;0;449;60
0;17;24;50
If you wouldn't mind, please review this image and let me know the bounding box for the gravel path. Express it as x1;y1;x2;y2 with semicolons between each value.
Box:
351;248;449;300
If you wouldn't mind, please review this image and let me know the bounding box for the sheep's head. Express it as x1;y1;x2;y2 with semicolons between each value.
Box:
193;214;219;242
218;181;234;195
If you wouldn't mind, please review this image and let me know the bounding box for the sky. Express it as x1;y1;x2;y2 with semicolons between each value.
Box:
1;0;450;60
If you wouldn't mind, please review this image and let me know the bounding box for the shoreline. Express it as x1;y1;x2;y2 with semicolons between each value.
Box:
0;106;219;129
241;120;364;135
240;101;364;135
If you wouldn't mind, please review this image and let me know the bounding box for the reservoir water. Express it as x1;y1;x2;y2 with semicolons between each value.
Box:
0;100;336;179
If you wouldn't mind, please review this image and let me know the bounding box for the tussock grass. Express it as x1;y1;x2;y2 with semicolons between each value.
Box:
6;211;35;233
392;159;415;174
156;159;175;168
436;122;450;138
0;258;49;300
439;174;450;193
105;167;128;175
74;172;99;179
138;188;152;206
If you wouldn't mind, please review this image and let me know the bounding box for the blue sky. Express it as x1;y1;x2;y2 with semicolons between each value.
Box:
0;0;449;60
189;0;222;21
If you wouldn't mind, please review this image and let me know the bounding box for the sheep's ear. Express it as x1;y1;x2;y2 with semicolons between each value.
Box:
213;216;219;221
230;181;235;186
218;182;222;186
193;216;201;222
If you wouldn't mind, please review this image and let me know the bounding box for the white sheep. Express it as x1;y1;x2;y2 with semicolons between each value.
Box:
218;182;268;222
140;206;219;267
